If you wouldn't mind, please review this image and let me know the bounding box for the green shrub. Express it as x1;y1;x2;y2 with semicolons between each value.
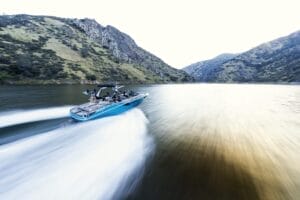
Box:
86;73;96;81
80;46;89;57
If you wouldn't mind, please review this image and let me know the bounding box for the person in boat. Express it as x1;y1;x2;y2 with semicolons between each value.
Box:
123;91;129;98
112;93;117;102
129;90;136;96
103;92;110;101
117;95;122;102
89;92;96;103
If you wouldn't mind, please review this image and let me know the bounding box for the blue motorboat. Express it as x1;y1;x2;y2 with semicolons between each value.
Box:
70;84;148;121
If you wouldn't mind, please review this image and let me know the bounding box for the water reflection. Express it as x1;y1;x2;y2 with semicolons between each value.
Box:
131;84;300;200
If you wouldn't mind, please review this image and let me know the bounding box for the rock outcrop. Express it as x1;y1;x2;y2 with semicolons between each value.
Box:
70;18;191;81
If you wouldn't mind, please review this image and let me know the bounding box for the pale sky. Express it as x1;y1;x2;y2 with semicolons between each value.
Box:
1;0;300;68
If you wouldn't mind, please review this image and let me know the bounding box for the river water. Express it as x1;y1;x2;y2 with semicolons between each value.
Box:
0;84;299;200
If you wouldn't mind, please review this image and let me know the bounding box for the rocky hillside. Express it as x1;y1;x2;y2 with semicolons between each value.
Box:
0;14;191;84
183;31;300;82
183;53;236;81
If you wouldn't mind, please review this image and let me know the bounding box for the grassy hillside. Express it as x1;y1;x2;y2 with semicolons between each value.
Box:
0;15;191;84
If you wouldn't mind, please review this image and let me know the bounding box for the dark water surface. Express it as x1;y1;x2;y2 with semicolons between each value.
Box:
0;84;299;200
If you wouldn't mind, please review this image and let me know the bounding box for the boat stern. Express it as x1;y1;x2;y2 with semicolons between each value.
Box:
69;107;89;121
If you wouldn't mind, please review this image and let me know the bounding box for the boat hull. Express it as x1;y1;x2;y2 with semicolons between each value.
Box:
70;94;147;121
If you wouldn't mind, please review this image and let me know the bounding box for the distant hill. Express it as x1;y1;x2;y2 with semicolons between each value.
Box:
183;53;237;81
0;14;191;84
183;31;300;82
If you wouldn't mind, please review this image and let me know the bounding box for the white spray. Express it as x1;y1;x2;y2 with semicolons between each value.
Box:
0;108;152;200
0;106;73;128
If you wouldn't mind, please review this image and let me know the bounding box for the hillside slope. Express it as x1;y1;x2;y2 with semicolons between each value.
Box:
183;31;300;82
183;53;236;81
0;15;191;84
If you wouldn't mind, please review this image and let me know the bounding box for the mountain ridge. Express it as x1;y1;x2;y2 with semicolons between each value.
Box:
0;14;192;84
183;53;237;81
183;31;300;82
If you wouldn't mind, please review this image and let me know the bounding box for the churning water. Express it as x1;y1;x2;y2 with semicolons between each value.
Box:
0;84;299;200
0;108;152;200
0;106;73;128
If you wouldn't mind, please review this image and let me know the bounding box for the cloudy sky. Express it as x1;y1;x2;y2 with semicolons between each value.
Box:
1;0;300;68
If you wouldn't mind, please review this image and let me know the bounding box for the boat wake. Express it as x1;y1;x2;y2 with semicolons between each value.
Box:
0;108;152;200
0;106;73;128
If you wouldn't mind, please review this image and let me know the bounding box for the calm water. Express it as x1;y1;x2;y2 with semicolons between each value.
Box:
0;84;299;200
